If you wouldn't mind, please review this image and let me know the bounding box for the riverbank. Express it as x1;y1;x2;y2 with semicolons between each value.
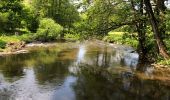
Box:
135;65;170;86
0;42;58;56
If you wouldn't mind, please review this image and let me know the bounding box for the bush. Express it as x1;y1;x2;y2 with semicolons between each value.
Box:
35;18;63;42
103;34;122;43
0;39;7;49
19;33;34;43
103;31;138;48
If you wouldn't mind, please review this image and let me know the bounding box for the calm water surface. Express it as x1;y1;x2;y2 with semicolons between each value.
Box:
0;41;169;100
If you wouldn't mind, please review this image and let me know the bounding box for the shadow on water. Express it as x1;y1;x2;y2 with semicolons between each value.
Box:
0;41;169;100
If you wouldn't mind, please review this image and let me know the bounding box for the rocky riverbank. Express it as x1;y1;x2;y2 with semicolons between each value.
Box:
0;42;57;56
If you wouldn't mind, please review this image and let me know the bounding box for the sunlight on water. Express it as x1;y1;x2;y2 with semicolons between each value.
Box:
76;45;86;63
0;41;169;100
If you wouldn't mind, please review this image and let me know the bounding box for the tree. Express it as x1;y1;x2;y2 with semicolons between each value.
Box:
130;0;148;70
144;0;170;59
33;0;80;28
0;0;38;33
0;0;24;32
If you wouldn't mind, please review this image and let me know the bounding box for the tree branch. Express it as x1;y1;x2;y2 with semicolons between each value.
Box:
100;18;146;32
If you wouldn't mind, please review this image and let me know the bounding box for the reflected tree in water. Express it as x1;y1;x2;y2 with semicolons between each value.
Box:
72;68;170;100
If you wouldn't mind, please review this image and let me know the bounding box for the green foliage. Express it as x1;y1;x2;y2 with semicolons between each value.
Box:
35;18;63;42
166;10;170;33
0;0;24;32
158;59;170;66
19;33;34;43
0;36;20;43
0;39;6;49
103;33;122;43
84;0;132;35
33;0;80;28
0;34;34;49
0;0;169;67
0;0;39;33
103;32;138;48
165;39;170;51
64;33;80;41
21;3;39;33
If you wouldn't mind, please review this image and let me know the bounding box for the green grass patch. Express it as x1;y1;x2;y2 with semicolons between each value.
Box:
158;59;170;66
108;31;125;35
103;31;138;48
18;33;35;43
0;36;21;43
103;31;124;43
64;33;81;41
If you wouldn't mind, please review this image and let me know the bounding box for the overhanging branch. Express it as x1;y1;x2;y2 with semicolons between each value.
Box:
99;17;147;32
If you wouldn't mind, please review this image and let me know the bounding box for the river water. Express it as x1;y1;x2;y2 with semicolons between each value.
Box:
0;41;169;100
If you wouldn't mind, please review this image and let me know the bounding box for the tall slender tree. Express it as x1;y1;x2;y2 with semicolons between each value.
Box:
144;0;170;59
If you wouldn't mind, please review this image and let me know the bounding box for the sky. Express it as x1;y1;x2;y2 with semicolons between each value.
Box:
165;0;170;8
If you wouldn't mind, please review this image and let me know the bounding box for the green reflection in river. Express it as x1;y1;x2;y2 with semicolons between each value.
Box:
0;44;78;83
73;66;170;100
0;42;169;100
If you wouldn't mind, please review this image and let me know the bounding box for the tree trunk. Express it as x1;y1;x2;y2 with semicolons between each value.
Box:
130;0;148;71
144;0;170;59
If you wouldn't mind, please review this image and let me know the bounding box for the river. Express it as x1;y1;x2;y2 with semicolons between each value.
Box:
0;41;169;100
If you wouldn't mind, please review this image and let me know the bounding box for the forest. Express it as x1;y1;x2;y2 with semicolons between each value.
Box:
0;0;170;67
0;0;170;99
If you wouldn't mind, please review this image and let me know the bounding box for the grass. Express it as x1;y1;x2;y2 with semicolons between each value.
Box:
0;35;26;49
108;31;125;35
0;32;82;49
64;33;81;41
0;35;21;43
103;31;138;48
157;59;170;66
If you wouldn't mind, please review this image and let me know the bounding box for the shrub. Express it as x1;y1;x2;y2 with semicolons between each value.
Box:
0;39;7;49
36;18;63;42
103;34;122;43
103;31;138;48
19;33;34;43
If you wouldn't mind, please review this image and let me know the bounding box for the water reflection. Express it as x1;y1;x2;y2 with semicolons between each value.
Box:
0;55;26;82
73;68;170;100
0;41;169;100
